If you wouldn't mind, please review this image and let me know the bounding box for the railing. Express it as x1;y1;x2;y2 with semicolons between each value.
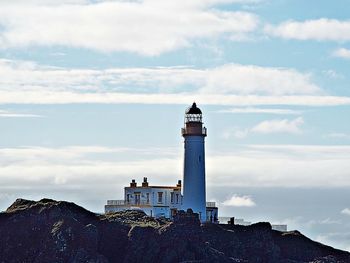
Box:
132;200;151;206
108;200;214;207
206;202;216;208
107;200;125;205
106;200;151;206
185;114;202;123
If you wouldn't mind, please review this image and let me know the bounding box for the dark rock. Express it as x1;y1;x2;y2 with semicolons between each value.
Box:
0;198;349;263
173;209;200;227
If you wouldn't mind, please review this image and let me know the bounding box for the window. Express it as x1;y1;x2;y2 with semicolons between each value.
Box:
157;192;163;203
135;193;140;205
146;193;150;204
176;193;179;204
126;194;130;203
170;192;174;203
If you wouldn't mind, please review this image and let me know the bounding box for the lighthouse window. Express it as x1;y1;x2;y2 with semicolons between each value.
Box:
176;193;179;204
126;194;130;203
198;155;201;162
157;192;163;203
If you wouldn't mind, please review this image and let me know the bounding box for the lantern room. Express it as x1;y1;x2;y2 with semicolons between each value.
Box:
182;102;207;137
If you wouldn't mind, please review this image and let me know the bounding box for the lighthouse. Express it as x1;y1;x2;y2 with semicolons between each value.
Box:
105;102;218;222
181;102;207;222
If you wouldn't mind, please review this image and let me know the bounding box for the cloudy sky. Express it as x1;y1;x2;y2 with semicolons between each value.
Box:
0;0;350;251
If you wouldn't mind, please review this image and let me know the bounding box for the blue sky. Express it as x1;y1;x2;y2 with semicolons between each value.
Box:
0;0;350;251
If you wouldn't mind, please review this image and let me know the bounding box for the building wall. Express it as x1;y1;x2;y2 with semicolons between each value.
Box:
105;182;219;223
106;186;182;218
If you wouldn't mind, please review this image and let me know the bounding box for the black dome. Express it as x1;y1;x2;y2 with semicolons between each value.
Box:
186;102;202;114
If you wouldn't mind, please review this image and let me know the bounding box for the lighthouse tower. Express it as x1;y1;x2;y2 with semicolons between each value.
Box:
181;102;207;222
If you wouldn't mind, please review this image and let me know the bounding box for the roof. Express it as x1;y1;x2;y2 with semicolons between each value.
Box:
185;102;202;115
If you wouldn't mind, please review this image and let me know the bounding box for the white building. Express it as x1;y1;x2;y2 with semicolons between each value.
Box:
105;103;218;222
105;177;182;218
105;177;218;221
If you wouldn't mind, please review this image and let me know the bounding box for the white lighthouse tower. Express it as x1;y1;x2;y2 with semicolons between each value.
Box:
181;102;207;222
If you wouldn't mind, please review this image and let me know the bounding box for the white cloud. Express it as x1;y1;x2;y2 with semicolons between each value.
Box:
0;145;182;191
1;59;348;107
0;1;259;55
222;195;256;207
218;107;301;115
222;117;304;139
1;91;350;106
0;60;320;96
1;143;350;212
199;64;319;95
332;48;350;59
322;70;343;79
222;128;249;139
317;218;342;225
207;144;350;188
0;0;89;5
251;117;304;134
326;133;350;139
0;146;178;161
341;208;350;216
0;110;42;118
249;144;350;155
1;144;350;193
0;0;263;7
265;19;350;41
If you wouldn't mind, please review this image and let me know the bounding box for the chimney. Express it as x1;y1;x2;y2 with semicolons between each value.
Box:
177;180;182;187
130;179;137;187
142;177;149;187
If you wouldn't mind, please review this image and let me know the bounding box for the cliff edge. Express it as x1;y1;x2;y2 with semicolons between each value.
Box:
0;198;349;263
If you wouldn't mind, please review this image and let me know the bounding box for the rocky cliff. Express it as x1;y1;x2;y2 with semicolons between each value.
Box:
0;198;349;263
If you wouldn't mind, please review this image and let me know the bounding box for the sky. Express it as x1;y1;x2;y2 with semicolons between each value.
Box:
0;0;350;252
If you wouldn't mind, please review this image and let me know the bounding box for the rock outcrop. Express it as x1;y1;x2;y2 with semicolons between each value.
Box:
0;198;349;263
